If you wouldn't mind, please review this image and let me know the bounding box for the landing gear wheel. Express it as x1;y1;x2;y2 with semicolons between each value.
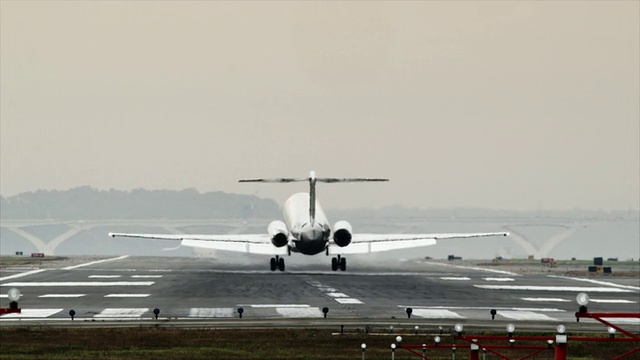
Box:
331;257;338;271
278;257;285;272
339;257;346;271
270;257;277;271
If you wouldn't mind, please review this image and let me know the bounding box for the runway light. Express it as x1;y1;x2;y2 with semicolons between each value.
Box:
490;309;497;320
322;307;329;318
547;339;553;348
509;339;515;347
557;324;566;334
396;336;403;344
7;288;20;310
406;307;413;319
414;325;419;335
391;343;396;350
361;343;366;349
69;309;75;321
576;293;589;306
434;336;441;345
237;307;244;319
153;308;160;320
454;323;463;335
608;326;616;339
506;323;515;337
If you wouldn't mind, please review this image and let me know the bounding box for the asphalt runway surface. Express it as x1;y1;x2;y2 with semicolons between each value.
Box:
1;256;638;334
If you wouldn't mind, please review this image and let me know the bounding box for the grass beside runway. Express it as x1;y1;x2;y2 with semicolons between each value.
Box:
0;327;637;359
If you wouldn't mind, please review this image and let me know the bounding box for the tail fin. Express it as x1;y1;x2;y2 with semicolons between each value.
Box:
240;171;388;223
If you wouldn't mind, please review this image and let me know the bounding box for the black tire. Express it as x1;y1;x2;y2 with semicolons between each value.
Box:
339;257;346;271
331;257;338;271
278;257;285;271
270;258;277;271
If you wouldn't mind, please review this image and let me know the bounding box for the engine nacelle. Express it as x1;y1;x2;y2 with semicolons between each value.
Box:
333;220;353;247
268;220;289;247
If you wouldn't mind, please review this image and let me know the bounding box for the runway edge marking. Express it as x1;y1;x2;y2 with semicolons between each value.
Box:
62;255;130;270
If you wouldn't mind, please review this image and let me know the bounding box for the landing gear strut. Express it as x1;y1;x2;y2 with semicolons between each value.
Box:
331;255;346;271
270;255;285;272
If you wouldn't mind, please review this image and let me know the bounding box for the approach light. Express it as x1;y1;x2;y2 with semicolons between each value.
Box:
361;343;366;350
506;323;515;337
7;288;20;302
509;339;515;347
395;336;403;344
546;339;553;348
391;343;396;350
434;336;441;345
414;325;419;335
576;293;589;306
557;324;566;334
454;323;464;335
608;326;616;338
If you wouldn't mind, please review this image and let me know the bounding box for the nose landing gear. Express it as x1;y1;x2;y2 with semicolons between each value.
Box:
270;255;285;271
331;255;346;271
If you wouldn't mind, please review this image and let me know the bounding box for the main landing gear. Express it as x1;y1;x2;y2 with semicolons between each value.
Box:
331;255;346;271
270;255;285;272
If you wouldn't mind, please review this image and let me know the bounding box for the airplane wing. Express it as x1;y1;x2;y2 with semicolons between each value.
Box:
108;232;288;256
328;232;508;255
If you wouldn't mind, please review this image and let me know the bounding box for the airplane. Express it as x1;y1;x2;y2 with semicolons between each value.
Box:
109;171;508;271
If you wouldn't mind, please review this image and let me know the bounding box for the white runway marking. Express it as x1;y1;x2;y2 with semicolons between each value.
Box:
590;299;637;304
411;309;465;319
484;277;515;282
89;275;121;279
423;261;519;276
104;294;150;298
0;269;48;282
95;308;149;318
62;255;130;270
499;310;558;321
319;287;337;292
400;305;566;312
39;294;85;298
247;304;310;308
440;277;471;281
1;281;155;287
276;307;323;317
475;285;633;293
334;298;363;304
131;275;163;278
521;298;571;302
0;309;63;318
326;292;349;298
0;294;22;298
547;275;640;291
189;308;234;318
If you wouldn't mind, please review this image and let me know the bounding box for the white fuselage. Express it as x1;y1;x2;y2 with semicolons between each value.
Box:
282;192;331;255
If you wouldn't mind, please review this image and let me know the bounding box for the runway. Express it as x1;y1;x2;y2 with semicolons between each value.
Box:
1;256;638;333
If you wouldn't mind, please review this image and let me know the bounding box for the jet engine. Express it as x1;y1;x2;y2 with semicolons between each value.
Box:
268;220;289;247
333;220;353;247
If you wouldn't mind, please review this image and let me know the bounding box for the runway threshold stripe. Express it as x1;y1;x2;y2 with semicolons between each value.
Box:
0;294;22;298
474;285;633;293
95;308;149;317
411;309;465;319
39;294;85;298
334;298;363;304
0;269;47;282
1;281;155;287
521;298;570;302
400;305;565;312
247;304;310;308
189;308;234;317
590;299;637;304
547;275;640;291
62;255;130;270
0;309;63;318
484;277;515;282
131;275;163;278
276;307;324;318
326;292;349;298
89;275;121;278
499;310;558;321
440;277;471;281
104;294;150;298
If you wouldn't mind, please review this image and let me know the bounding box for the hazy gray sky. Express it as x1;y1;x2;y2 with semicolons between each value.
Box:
1;1;638;211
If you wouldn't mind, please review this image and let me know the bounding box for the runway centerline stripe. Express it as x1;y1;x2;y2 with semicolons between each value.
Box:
131;275;163;278
0;269;47;282
590;299;637;303
62;255;130;270
474;285;633;293
1;281;155;287
547;275;640;291
104;294;150;298
440;277;471;281
89;275;121;278
39;294;85;298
